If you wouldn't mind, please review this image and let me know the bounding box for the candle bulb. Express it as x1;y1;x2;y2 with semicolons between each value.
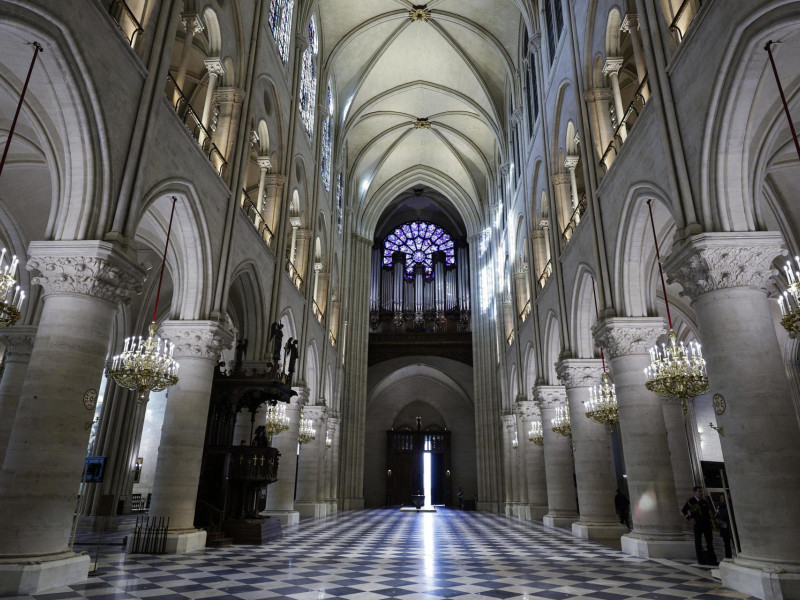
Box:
17;291;24;309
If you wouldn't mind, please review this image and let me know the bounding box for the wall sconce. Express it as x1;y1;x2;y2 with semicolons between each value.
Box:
133;457;143;483
445;469;451;477
387;469;392;477
709;422;724;437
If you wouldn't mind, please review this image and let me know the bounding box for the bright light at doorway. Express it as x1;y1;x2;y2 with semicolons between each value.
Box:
423;452;432;509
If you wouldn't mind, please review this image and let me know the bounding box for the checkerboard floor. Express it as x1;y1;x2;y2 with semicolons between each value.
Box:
10;508;755;600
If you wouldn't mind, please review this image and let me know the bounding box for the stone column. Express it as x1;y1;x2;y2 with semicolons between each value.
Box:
200;58;224;143
295;405;327;519
661;398;696;517
264;392;303;525
584;88;615;161
620;14;649;101
0;242;144;595
535;385;579;528
174;14;204;92
564;155;580;211
666;232;800;599
603;57;627;140
557;359;627;541
513;400;531;520
551;173;572;243
325;415;340;514
594;318;693;559
263;174;285;242
518;400;548;520
147;320;233;553
501;413;518;516
0;326;36;466
253;156;272;231
211;87;243;164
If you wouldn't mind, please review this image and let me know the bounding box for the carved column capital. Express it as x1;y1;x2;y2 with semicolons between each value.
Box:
563;155;580;170
501;413;517;431
257;156;272;172
664;232;785;301
181;13;205;34
603;57;624;76
620;13;639;33
515;399;541;421
303;404;327;426
556;358;604;389
529;33;542;55
158;320;234;361
26;241;146;305
204;57;225;77
533;385;567;409
592;317;665;359
294;33;310;51
0;325;37;360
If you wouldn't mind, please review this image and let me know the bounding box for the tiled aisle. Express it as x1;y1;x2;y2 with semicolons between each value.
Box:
12;509;754;600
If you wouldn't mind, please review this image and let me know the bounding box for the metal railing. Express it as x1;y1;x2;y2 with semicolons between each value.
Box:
164;74;228;178
108;0;143;47
561;196;588;243
240;189;274;247
312;300;324;323
538;260;553;289
286;260;305;294
669;0;704;43
519;298;531;323
328;330;337;348
506;330;515;346
600;75;650;172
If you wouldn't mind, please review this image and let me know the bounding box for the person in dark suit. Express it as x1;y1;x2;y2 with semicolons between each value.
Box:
614;489;631;529
716;494;733;559
682;486;717;565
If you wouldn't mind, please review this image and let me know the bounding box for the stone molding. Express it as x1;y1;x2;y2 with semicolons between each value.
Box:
533;385;567;409
592;317;665;359
27;241;145;305
158;320;234;361
515;399;540;421
0;325;37;359
294;33;310;51
556;358;603;389
551;172;571;186
302;404;327;426
664;232;786;301
584;88;613;102
603;56;624;76
264;174;285;186
213;86;244;105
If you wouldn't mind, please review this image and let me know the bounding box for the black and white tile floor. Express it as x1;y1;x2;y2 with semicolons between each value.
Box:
10;509;754;600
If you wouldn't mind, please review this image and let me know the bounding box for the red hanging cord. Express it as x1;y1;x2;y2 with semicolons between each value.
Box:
591;278;607;374
647;199;673;330
0;42;43;180
152;197;177;324
765;41;800;163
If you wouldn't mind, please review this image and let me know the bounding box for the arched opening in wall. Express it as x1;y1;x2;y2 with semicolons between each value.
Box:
514;215;532;322
561;121;587;243
286;189;304;292
240;119;276;248
533;190;552;288
311;219;328;322
366;360;475;509
369;188;470;336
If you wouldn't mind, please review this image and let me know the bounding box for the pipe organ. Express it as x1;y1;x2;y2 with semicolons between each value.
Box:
369;221;471;333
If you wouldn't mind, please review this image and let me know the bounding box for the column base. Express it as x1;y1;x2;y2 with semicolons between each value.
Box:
326;501;338;514
261;510;300;526
620;533;695;559
543;513;579;529
720;557;800;600
572;520;628;542
477;501;500;512
340;498;364;511
529;504;548;521
0;552;90;595
504;502;516;516
295;502;327;519
162;530;206;554
514;504;531;520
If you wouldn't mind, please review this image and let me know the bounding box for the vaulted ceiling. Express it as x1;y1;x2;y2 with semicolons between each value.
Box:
319;0;525;234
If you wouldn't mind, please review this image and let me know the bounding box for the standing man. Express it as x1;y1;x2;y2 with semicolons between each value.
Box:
681;486;717;565
614;489;631;529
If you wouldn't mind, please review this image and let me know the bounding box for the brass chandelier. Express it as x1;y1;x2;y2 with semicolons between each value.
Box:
585;278;619;427
779;257;800;335
642;200;709;410
108;198;180;402
528;420;544;446
298;410;316;445
264;403;290;445
551;404;571;438
0;249;24;328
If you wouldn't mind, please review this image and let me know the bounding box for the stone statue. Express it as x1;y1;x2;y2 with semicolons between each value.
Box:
269;322;283;362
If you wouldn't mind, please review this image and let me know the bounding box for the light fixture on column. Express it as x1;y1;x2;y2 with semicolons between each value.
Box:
528;420;544;446
325;429;332;448
642;200;709;412
298;411;316;445
108;197;180;403
585;278;619;427
779;257;800;334
0;249;24;328
511;430;519;450
264;403;290;445
551;404;571;438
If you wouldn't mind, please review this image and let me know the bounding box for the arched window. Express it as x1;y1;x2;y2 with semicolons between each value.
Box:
383;221;455;278
268;0;294;65
321;84;334;191
336;172;344;234
299;17;319;138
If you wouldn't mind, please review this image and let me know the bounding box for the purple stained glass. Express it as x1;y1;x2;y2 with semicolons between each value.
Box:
268;0;294;65
382;220;456;278
299;17;318;138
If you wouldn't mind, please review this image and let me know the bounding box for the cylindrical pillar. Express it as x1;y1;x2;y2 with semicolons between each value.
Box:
200;58;224;142
174;14;204;92
518;401;548;520
666;233;800;597
0;326;36;466
594;318;693;559
603;57;627;140
558;359;627;541
661;397;696;518
535;385;579;528
264;393;303;524
295;405;326;518
148;320;232;552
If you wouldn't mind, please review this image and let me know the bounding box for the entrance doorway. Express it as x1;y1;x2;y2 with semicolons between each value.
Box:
386;427;451;506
